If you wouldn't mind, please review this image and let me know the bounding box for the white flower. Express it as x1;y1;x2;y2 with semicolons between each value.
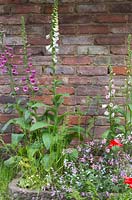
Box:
109;103;113;107
106;93;110;99
111;89;115;95
46;45;52;53
105;86;109;90
111;113;115;117
46;34;50;39
102;104;107;109
104;111;109;116
113;105;118;109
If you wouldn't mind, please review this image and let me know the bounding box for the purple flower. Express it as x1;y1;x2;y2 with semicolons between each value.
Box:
12;68;18;75
30;78;36;85
32;86;39;91
26;68;30;73
21;77;26;82
23;86;28;92
14;87;19;91
31;69;36;74
28;62;32;67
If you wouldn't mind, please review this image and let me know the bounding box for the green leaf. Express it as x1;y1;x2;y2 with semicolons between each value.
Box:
68;126;85;134
69;148;78;161
15;118;29;130
42;133;52;150
27;147;38;158
31;102;48;108
11;133;24;146
41;154;51;171
4;156;16;166
117;125;125;133
24;110;31;121
1;119;15;133
102;130;110;139
128;104;132;112
30;121;50;132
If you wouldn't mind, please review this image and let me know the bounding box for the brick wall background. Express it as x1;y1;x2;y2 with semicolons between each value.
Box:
0;0;131;142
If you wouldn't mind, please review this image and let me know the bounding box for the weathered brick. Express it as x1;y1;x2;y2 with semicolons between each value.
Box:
32;56;52;65
44;4;74;14
62;36;93;45
11;4;42;14
76;4;106;13
0;86;11;94
95;36;125;45
45;65;75;75
0;0;27;3
60;25;76;35
58;45;75;55
0;15;27;25
59;15;92;24
93;56;109;66
28;35;50;45
57;86;75;95
29;0;49;3
0;134;11;143
109;3;132;13
0;114;16;123
3;36;23;45
93;126;109;138
62;56;92;65
28;14;51;24
26;25;44;35
0;5;10;14
77;66;107;75
78;25;109;34
68;115;91;125
95;116;109;126
94;14;127;23
35;95;53;105
67;76;105;86
78;46;109;55
78;105;104;116
63;96;76;106
39;75;53;85
113;66;127;75
0;95;15;104
4;25;21;35
77;85;105;96
110;55;125;66
110;46;127;55
110;25;128;34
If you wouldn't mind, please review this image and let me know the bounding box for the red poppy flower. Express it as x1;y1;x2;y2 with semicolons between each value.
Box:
109;139;123;148
124;177;132;185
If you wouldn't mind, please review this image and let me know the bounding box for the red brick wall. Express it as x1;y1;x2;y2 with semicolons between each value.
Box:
0;0;130;141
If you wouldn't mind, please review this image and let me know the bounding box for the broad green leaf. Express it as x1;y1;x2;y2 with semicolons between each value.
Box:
41;154;51;171
1;119;15;133
102;130;110;139
15;118;29;130
68;126;85;134
30;121;50;132
69;148;78;160
4;156;16;166
42;133;52;150
27;147;38;158
117;125;125;133
31;102;48;108
11;133;24;146
24;110;31;121
128;104;132;112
